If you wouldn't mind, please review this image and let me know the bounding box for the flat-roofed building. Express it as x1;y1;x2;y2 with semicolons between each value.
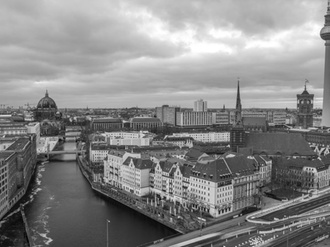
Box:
172;132;230;143
176;111;213;126
156;105;180;125
91;118;123;131
129;117;162;131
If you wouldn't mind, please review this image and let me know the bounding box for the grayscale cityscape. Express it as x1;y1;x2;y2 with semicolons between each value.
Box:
1;1;330;247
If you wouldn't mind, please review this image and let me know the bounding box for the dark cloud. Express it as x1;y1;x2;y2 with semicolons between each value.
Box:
0;0;327;108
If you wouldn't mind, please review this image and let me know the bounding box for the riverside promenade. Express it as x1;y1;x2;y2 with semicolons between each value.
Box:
76;156;193;235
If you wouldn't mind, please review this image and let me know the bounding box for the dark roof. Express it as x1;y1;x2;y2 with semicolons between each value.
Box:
279;158;329;172
245;133;315;156
123;157;154;170
225;155;256;176
164;136;194;142
185;148;206;160
6;138;30;151
0;151;15;160
37;90;57;109
159;160;175;173
92;118;122;123
179;165;192;178
192;159;231;182
243;117;267;126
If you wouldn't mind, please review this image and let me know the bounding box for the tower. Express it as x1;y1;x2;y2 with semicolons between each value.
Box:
296;82;314;129
320;0;330;127
234;80;242;125
194;99;207;112
230;79;245;152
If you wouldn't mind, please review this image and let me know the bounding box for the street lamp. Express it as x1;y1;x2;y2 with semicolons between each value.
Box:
106;219;110;247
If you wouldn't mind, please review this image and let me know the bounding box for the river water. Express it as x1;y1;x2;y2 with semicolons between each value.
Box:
0;142;176;247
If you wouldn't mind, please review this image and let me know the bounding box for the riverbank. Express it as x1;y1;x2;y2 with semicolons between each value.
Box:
76;155;189;235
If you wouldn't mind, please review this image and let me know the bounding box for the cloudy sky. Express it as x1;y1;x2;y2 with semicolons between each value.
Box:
0;0;328;109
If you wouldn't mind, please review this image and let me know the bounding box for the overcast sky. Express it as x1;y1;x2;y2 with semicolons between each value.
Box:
0;0;328;109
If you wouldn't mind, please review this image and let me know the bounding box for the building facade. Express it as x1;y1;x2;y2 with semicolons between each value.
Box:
176;111;213;126
194;99;208;112
297;85;314;129
155;105;180;125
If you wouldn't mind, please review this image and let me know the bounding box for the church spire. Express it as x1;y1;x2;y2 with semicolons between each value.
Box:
235;79;242;125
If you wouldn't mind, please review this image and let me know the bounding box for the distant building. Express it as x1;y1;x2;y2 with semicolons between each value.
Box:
172;132;230;143
155;105;180;125
244;132;316;158
35;90;59;121
242;110;287;126
100;131;152;146
230;80;246;152
212;110;230;125
129;117;162;131
296;85;314;129
242;117;267;132
194;99;207;112
176;111;213;126
91;118;123;131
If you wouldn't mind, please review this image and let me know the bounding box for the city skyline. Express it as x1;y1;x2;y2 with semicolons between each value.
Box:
0;0;327;109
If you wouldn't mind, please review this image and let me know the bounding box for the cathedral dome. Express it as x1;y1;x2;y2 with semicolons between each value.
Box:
37;90;57;109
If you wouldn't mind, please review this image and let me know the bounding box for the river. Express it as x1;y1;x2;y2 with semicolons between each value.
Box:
0;141;176;247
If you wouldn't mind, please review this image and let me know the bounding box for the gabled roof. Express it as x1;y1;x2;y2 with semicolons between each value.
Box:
123;157;154;170
245;133;315;156
179;165;192;178
159;160;175;173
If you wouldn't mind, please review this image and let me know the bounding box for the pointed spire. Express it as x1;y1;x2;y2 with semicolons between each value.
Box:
235;78;242;125
45;89;49;97
236;79;241;109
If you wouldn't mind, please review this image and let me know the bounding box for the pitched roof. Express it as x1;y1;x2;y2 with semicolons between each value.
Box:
225;155;256;176
185;148;206;160
245;133;315;156
123;157;154;170
279;158;329;172
192;159;231;182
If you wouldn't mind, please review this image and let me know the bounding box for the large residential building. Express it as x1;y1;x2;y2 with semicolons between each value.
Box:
0;135;37;220
121;157;154;196
102;147;265;219
176;111;213;126
274;158;330;190
155;105;180;125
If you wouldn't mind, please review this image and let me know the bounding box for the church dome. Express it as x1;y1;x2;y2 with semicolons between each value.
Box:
37;90;57;109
